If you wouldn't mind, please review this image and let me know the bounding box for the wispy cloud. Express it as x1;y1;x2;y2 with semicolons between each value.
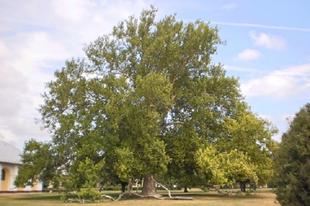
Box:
241;64;310;99
234;49;262;61
257;113;292;142
0;25;10;32
250;31;286;50
211;21;310;32
224;65;265;73
221;3;236;11
52;0;97;22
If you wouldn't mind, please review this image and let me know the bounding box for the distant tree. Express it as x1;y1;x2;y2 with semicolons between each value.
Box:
195;104;277;192
15;7;277;198
195;147;258;189
220;105;278;191
14;140;55;188
274;103;310;206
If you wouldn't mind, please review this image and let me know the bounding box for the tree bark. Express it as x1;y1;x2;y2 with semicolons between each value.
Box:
121;181;127;193
240;181;247;192
141;174;157;196
184;185;188;192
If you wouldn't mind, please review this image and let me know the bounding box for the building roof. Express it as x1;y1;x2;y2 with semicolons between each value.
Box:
0;141;22;164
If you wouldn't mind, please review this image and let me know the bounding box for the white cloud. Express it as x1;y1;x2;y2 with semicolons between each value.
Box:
52;0;96;22
0;39;28;117
249;31;286;50
6;117;48;137
259;113;292;128
0;40;9;57
0;40;28;92
257;113;294;142
234;49;262;61
224;65;265;73
19;32;69;62
221;3;236;11
16;32;70;67
210;21;310;32
0;89;24;117
0;0;152;149
279;114;293;124
0;25;10;32
241;64;310;99
99;0;148;19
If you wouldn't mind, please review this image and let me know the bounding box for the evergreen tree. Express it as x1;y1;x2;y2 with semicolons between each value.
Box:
274;103;310;206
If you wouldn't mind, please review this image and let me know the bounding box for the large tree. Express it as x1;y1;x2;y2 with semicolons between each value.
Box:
15;7;277;198
274;103;310;206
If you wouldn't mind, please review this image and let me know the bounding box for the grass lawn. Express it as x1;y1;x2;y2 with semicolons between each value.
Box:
0;188;278;206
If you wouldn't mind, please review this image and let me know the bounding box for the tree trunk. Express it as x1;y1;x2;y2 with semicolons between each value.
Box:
121;181;127;193
184;185;188;192
141;174;157;196
240;181;246;192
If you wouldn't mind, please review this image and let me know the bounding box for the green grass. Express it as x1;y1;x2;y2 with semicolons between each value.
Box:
0;189;278;206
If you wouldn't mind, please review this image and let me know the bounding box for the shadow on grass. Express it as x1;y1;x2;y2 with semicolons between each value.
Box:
12;190;274;202
157;190;274;201
13;194;61;201
102;191;268;201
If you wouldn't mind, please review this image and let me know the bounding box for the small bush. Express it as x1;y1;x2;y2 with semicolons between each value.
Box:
78;188;101;201
58;190;77;202
246;189;253;196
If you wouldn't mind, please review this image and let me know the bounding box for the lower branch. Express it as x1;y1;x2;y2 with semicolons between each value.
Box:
151;177;172;198
101;192;127;201
66;176;194;204
151;177;193;200
161;121;185;130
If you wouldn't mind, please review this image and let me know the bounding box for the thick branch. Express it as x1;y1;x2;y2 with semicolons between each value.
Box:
151;177;193;200
69;176;193;203
171;54;192;85
161;121;185;130
102;193;127;201
151;177;172;198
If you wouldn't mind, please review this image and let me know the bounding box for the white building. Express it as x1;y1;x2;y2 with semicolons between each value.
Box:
0;141;43;192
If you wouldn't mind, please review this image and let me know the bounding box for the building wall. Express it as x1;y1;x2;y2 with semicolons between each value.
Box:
0;163;43;192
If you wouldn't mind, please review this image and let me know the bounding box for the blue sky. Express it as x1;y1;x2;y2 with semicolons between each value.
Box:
0;0;309;149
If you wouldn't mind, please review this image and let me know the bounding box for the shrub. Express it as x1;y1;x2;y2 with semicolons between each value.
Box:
78;188;101;201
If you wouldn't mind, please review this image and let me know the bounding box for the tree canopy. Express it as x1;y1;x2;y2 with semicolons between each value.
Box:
15;7;277;199
274;103;310;206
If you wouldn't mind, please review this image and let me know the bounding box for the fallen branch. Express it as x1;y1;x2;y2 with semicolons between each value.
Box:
101;191;153;201
66;198;91;203
65;177;194;204
101;194;116;201
151;177;172;198
163;196;194;200
101;192;127;201
151;177;193;200
65;192;127;203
